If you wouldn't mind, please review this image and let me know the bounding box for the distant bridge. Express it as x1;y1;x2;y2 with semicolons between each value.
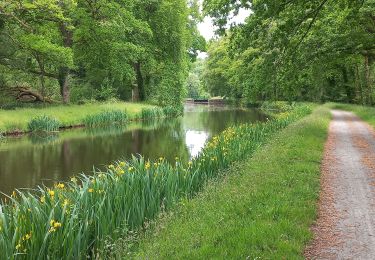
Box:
185;98;226;104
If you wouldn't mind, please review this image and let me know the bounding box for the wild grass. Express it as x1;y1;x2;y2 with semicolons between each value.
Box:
125;105;330;259
0;105;312;259
0;102;154;134
27;115;61;132
261;101;297;112
140;106;182;120
83;110;128;128
140;107;164;119
162;106;183;117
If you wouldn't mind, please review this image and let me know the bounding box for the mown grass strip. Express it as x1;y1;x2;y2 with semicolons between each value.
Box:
1;103;182;135
123;105;330;259
0;105;311;258
0;102;154;134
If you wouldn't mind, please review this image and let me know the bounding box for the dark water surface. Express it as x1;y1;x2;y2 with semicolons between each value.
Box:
0;105;267;194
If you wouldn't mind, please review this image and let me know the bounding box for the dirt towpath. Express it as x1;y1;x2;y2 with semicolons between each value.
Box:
306;110;375;259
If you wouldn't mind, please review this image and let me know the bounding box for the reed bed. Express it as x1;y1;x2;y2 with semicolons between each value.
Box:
83;110;129;128
162;106;183;117
140;106;183;120
0;105;311;259
27;115;60;132
140;107;164;119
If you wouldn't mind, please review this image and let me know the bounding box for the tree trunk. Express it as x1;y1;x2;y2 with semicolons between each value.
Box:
58;67;70;104
355;65;363;104
35;54;46;101
132;84;140;102
58;18;73;104
341;66;353;103
363;54;375;105
132;61;144;102
11;86;55;103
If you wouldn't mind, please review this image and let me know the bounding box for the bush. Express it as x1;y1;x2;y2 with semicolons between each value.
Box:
83;110;128;127
27;115;60;132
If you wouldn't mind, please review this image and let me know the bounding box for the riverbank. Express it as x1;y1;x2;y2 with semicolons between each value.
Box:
0;102;156;135
117;105;331;258
0;105;311;258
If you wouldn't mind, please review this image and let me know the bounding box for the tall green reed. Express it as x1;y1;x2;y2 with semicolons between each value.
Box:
83;110;128;127
162;106;183;117
139;106;182;120
0;105;311;259
27;115;60;132
140;108;164;119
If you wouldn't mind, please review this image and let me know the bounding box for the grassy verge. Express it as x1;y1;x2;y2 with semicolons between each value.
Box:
0;105;311;258
119;105;331;259
0;101;155;134
331;103;375;127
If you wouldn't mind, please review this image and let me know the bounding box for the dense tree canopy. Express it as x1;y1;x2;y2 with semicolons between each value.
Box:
185;58;209;99
0;0;205;106
1;0;374;106
202;0;375;104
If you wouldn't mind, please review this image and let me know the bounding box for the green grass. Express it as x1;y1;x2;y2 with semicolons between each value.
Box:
140;107;164;119
0;101;155;134
162;106;184;117
0;105;312;259
139;106;183;120
27;115;61;132
260;100;298;112
83;110;129;128
330;102;375;127
119;105;331;259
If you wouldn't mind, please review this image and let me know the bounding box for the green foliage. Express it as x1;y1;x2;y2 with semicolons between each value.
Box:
0;0;205;105
140;106;183;120
140;108;164;120
202;0;375;105
261;101;297;112
162;106;184;117
185;59;210;99
0;105;311;258
83;110;129;128
203;37;234;97
27;115;60;132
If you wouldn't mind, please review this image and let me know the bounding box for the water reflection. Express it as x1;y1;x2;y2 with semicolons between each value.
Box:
185;130;209;157
0;105;267;194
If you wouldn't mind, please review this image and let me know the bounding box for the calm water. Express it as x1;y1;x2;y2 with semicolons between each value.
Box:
0;105;267;194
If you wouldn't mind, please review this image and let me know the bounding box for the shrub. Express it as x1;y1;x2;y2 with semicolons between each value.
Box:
83;110;128;127
27;115;60;132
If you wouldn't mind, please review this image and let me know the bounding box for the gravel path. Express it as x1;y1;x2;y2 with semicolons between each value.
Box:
306;110;375;259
